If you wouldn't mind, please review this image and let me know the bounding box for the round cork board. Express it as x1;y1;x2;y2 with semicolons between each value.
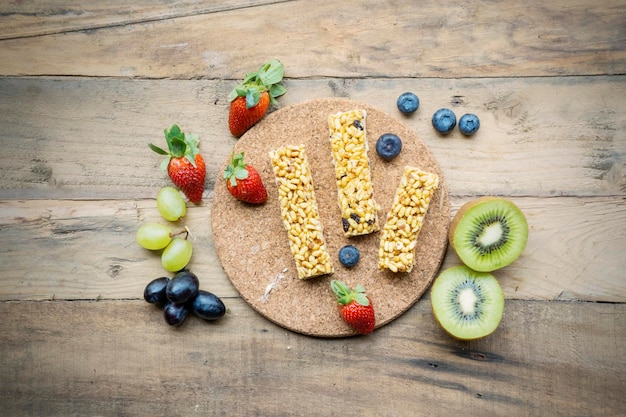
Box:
211;98;449;337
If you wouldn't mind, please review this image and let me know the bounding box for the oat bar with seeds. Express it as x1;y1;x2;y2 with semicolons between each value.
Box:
269;144;334;279
328;109;380;237
378;166;439;273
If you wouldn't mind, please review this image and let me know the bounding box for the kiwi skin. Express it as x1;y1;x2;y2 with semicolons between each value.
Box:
449;196;528;272
430;265;505;341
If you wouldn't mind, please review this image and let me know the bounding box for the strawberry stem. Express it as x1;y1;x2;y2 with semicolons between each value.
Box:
149;124;201;170
223;152;250;187
330;280;370;307
228;59;286;107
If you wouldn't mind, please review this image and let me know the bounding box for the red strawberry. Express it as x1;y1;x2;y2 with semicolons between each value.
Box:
149;124;206;203
228;92;270;138
224;152;267;204
331;280;376;335
228;59;287;138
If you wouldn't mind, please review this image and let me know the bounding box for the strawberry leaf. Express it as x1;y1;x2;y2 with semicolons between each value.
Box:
257;59;284;86
169;137;187;158
224;152;250;187
354;293;370;306
354;284;366;294
242;71;258;84
159;156;171;171
166;124;183;140
270;83;287;99
184;133;200;167
246;87;261;108
148;143;169;155
331;280;370;306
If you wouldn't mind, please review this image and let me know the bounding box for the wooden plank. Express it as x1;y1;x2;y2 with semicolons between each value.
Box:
0;0;624;78
0;299;623;416
0;0;287;40
0;76;624;200
0;196;624;302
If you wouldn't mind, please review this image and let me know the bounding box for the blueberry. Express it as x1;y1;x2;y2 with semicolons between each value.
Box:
458;113;480;136
338;245;360;268
143;277;170;304
376;133;402;161
191;290;226;321
397;92;419;114
166;270;199;304
432;108;457;134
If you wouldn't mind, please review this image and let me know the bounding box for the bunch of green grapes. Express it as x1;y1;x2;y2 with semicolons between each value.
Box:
136;187;193;272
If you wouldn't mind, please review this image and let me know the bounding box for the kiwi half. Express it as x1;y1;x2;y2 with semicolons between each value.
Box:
430;265;504;340
450;197;528;272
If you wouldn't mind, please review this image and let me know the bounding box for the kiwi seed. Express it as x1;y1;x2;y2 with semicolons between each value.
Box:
449;197;528;272
430;265;504;340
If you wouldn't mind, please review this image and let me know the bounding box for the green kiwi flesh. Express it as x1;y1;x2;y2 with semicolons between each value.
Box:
430;265;504;340
450;197;528;272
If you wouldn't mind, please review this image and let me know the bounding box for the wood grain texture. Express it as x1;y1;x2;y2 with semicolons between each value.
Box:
0;76;624;200
0;299;623;416
0;0;285;40
1;196;624;303
0;0;624;78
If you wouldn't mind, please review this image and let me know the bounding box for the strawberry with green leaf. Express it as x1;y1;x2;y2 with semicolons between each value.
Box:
331;280;376;335
149;124;206;203
224;152;267;204
228;59;287;138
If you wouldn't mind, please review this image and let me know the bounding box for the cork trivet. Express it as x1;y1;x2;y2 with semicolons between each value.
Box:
211;98;450;337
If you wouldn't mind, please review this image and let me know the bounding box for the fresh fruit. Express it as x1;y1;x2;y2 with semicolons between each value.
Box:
191;290;226;321
432;108;457;134
430;265;504;340
330;280;375;335
136;222;172;250
224;152;268;204
144;277;170;304
142;269;227;328
450;197;528;272
157;186;186;221
166;270;200;304
459;113;480;136
375;133;403;161
397;92;419;114
149;124;206;203
161;237;193;272
163;301;189;327
228;59;287;137
338;245;360;268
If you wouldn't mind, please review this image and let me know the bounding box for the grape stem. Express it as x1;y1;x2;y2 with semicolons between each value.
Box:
170;226;191;240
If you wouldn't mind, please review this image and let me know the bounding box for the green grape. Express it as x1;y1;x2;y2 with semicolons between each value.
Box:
157;186;187;221
136;222;173;250
161;238;193;272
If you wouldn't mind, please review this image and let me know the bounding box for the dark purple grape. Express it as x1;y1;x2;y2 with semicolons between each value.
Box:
190;290;226;321
143;277;170;304
166;270;199;304
163;302;189;326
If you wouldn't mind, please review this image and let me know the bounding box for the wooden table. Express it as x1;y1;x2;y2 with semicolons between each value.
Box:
1;1;624;415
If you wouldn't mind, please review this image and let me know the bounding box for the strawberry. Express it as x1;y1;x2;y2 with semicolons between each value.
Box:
228;59;287;138
228;93;270;138
224;152;267;204
149;124;206;203
331;280;376;335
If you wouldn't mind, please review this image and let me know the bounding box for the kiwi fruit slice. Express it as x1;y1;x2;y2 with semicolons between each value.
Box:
430;265;504;340
450;197;528;272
